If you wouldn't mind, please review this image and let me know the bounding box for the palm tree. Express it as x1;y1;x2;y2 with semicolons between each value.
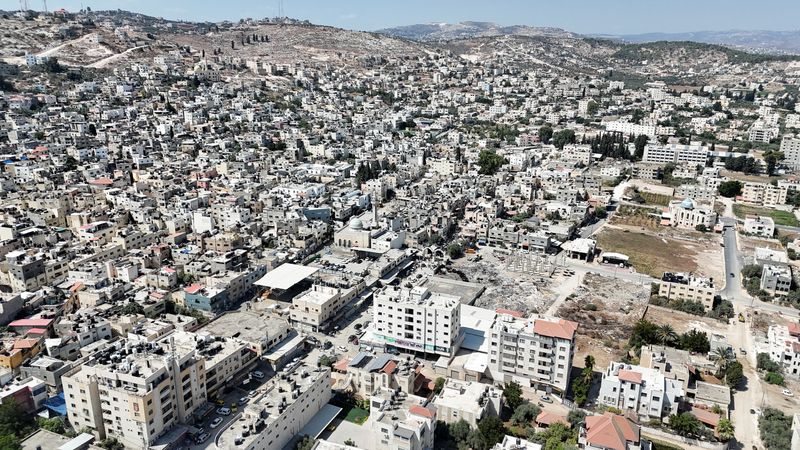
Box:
717;418;735;441
711;347;733;375
656;324;678;346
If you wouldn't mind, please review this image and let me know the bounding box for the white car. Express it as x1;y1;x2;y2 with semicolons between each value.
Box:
252;370;265;379
216;407;231;416
210;417;223;429
782;389;794;397
337;345;348;352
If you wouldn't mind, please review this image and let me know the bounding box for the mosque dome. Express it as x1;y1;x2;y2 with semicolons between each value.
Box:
680;198;695;210
349;218;364;230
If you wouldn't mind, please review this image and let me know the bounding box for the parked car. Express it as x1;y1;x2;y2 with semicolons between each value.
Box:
210;417;223;429
739;348;747;355
323;341;333;350
540;395;553;403
238;397;248;406
212;397;225;406
252;370;265;379
196;432;210;444
782;389;793;397
337;345;348;352
216;407;231;416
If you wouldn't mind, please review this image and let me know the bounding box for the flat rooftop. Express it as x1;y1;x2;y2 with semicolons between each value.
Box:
419;276;486;305
254;263;319;290
199;310;289;345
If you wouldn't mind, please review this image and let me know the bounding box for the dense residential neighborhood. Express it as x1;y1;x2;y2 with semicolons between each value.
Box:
0;5;799;450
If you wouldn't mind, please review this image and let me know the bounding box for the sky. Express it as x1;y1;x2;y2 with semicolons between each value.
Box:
41;0;800;35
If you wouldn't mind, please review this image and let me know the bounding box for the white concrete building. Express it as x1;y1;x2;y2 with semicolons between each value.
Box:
667;198;716;230
217;362;331;450
488;313;577;394
432;379;503;427
766;324;800;380
743;215;775;237
760;264;792;297
642;143;708;165
598;362;683;420
372;285;461;356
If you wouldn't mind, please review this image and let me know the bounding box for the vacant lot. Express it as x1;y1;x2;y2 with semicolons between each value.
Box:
733;204;799;227
560;273;650;369
596;226;715;278
610;205;662;230
640;192;672;206
644;305;729;335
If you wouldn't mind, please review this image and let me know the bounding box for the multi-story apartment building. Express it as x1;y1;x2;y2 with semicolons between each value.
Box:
369;387;436;450
488;313;578;395
765;324;800;379
62;337;206;448
741;182;787;206
780;136;800;170
761;264;792;297
642;143;708;165
6;250;47;292
598;362;683;420
432;379;503;427
658;272;716;312
217;362;331;450
743;215;775;237
372;285;461;357
290;283;362;332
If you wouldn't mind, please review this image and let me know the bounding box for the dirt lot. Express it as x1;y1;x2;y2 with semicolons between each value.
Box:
644;305;729;335
610;205;662;230
453;248;555;315
558;273;650;369
738;234;784;254
596;224;724;280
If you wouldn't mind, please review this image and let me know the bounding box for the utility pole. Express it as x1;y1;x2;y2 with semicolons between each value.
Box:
42;0;47;12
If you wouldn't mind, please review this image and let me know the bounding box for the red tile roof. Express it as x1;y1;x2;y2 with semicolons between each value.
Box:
409;405;435;419
689;406;720;427
496;308;524;318
185;283;203;294
536;411;570;427
788;322;800;337
26;328;47;335
9;319;53;328
618;370;643;384
534;318;578;340
381;360;398;375
585;413;639;450
13;338;40;350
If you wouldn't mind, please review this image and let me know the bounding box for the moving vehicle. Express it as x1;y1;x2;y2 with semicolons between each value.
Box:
210;417;223;429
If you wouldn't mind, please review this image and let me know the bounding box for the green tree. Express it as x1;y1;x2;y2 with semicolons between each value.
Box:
121;301;145;315
765;372;784;385
679;329;710;353
695;224;708;232
668;412;702;437
757;353;781;372
759;408;793;450
37;417;65;434
510;402;541;426
503;381;524;410
655;324;678;346
717;418;735;442
449;419;471;443
447;242;464;259
552;129;577;150
0;399;35;439
317;355;335;368
538;125;553;144
594;206;608;219
433;377;446;395
295;435;315;450
567;410;586;428
477;149;508;175
633;134;649;160
99;438;125;450
0;435;21;450
717;180;743;198
724;361;743;388
586;100;599;116
476;416;506;449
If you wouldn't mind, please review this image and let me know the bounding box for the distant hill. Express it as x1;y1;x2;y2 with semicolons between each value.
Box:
375;21;577;41
598;30;800;55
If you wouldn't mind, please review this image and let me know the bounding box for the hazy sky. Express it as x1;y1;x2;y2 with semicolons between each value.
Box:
46;0;799;35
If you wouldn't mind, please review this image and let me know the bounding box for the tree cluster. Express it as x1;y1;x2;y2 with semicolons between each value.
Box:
759;408;793;450
628;320;710;354
725;155;758;174
477;149;508;175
